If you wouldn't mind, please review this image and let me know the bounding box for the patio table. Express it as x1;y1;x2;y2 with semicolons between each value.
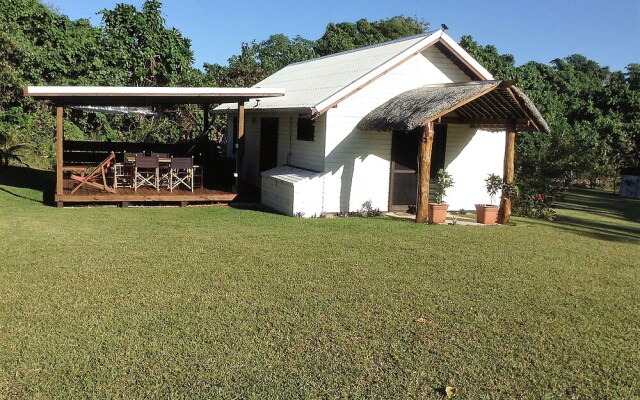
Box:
115;156;202;189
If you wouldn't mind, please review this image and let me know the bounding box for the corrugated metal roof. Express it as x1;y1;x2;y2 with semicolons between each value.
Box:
216;31;444;113
261;165;320;183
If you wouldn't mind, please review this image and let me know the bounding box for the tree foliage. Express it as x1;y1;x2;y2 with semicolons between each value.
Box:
205;34;317;87
99;0;195;86
315;16;428;56
0;0;204;168
460;36;639;215
203;16;428;88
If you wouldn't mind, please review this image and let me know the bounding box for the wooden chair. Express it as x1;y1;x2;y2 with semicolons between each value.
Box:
133;154;160;191
169;156;194;192
193;165;203;188
70;152;116;194
114;152;143;188
124;151;143;163
152;152;171;186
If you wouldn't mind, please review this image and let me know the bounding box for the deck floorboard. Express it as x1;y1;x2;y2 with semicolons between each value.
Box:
58;178;236;204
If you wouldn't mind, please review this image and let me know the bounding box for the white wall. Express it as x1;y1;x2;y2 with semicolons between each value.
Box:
444;125;505;210
293;176;325;217
262;175;325;217
262;177;294;215
234;112;327;187
321;131;391;212
321;46;473;213
276;114;326;171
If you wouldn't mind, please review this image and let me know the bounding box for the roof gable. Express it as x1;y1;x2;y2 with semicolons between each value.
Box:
215;30;493;115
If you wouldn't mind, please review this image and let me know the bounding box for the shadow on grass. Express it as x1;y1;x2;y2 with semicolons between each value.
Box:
0;166;54;205
529;188;640;244
556;188;640;222
526;215;639;244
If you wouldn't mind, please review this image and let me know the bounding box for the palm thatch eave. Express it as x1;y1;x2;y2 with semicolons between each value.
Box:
357;81;550;133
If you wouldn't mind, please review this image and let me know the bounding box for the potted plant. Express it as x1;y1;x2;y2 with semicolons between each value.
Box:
475;173;501;224
428;169;454;224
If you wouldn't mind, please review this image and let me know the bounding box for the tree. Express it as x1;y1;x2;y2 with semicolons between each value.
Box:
99;0;194;87
208;34;316;87
460;35;640;214
315;16;428;56
459;35;516;80
215;16;428;87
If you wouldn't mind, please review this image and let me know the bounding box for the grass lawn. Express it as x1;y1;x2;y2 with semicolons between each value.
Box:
1;167;638;398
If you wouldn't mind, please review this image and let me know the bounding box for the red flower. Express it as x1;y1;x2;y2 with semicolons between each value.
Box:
536;193;543;201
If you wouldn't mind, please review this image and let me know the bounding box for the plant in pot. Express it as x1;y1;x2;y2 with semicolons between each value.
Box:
428;168;454;224
475;173;501;224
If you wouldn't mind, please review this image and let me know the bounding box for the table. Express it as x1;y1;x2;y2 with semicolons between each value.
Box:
114;158;202;189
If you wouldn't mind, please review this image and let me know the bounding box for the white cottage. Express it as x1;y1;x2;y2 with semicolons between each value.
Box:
216;29;549;220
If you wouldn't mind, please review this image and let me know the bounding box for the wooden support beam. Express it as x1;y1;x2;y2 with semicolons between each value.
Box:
56;106;64;196
415;121;435;224
234;102;245;194
498;119;516;224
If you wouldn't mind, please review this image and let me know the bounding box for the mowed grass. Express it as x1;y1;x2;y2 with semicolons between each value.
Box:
1;168;638;399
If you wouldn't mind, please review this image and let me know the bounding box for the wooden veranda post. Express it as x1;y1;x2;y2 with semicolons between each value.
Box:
234;101;245;194
415;121;435;223
56;106;64;205
498;118;516;224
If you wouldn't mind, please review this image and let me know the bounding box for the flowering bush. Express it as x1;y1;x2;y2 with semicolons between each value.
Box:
512;183;559;220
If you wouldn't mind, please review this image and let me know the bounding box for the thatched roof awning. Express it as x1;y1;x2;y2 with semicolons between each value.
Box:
357;81;550;133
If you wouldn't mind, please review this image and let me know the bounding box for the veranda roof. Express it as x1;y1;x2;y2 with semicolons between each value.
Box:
357;80;550;133
24;86;285;107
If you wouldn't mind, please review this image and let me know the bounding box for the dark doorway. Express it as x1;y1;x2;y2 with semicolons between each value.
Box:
259;118;279;172
389;124;447;211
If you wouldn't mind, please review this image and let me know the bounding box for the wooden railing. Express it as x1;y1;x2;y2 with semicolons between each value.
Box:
62;141;213;166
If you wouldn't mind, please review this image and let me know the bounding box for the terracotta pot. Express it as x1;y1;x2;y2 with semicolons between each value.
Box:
428;203;449;224
475;204;499;224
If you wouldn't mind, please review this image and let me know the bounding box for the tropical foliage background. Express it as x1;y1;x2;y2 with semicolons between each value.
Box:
1;0;638;214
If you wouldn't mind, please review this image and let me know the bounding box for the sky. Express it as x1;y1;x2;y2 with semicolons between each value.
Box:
45;0;639;72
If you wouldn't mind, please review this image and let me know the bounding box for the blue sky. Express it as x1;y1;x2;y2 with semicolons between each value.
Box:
45;0;639;72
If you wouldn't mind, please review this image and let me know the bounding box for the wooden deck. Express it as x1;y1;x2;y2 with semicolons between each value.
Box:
56;178;237;206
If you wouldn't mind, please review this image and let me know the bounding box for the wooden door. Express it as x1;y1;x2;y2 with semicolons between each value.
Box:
389;124;447;211
259;118;279;172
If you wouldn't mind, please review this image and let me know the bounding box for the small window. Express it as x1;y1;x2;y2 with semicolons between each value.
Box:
297;118;314;141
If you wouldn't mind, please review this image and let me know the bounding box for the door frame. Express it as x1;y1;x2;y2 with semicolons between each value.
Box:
259;117;279;174
388;124;447;212
388;128;419;212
